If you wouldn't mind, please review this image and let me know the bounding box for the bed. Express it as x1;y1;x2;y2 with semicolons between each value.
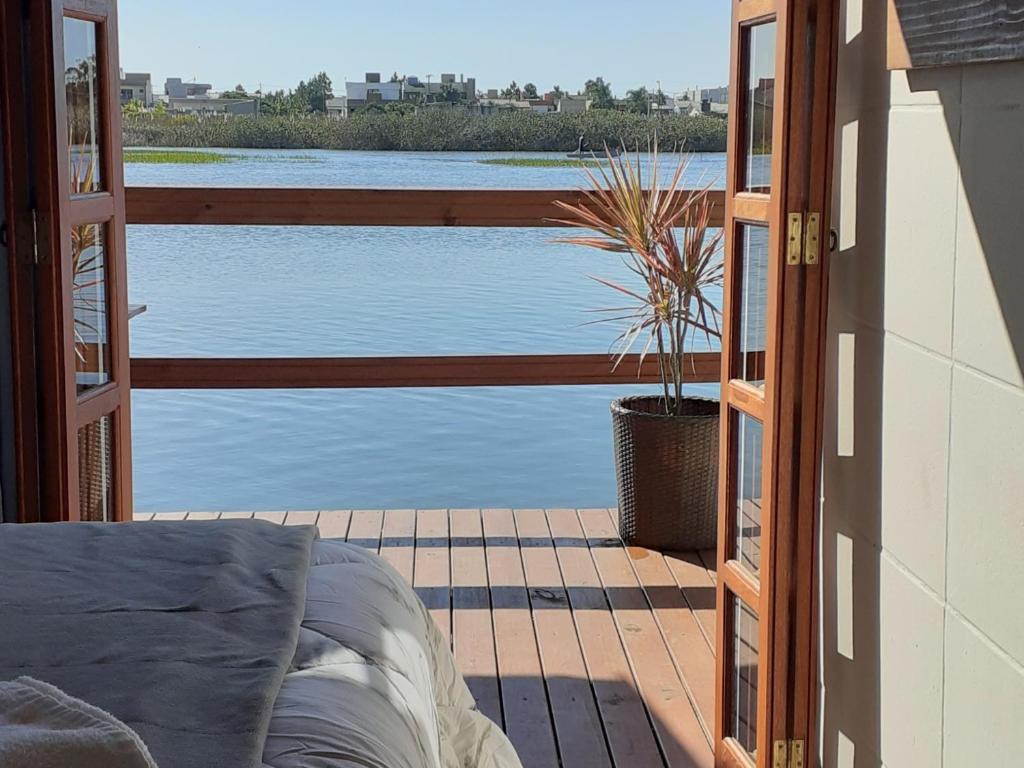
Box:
265;538;519;768
0;521;521;768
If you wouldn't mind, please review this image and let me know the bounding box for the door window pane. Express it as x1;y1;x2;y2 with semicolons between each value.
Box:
64;17;103;194
728;595;759;758
734;411;763;575
73;223;111;394
743;21;776;193
79;414;114;521
737;224;769;387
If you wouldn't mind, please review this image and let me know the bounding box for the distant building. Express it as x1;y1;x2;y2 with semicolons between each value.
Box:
167;97;257;116
325;97;347;119
701;85;729;104
332;73;402;118
119;72;153;107
333;72;478;118
671;86;730;116
477;96;533;115
403;73;477;104
554;94;589;114
165;77;212;98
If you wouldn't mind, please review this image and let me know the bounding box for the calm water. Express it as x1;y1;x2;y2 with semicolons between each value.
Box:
126;149;727;511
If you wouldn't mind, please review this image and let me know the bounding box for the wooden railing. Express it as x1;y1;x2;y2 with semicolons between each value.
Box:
125;187;725;389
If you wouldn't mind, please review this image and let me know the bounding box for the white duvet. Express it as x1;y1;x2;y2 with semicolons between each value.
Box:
262;539;522;768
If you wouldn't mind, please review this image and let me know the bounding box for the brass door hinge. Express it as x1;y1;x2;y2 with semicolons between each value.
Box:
786;211;821;267
786;212;803;265
803;212;820;265
773;739;805;768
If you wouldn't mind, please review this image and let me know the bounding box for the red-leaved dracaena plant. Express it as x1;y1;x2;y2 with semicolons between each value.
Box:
551;142;724;416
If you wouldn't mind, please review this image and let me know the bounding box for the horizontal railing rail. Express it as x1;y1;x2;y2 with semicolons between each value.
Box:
125;186;724;390
130;353;721;389
125;187;727;228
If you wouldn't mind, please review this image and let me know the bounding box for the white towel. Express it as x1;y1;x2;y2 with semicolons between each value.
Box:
0;677;158;768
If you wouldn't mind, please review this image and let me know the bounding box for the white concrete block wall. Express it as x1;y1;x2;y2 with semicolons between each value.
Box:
822;2;1024;766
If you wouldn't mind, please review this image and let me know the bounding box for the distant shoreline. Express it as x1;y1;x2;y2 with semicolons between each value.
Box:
123;110;727;153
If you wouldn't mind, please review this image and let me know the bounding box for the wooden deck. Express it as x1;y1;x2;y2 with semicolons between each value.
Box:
136;508;717;768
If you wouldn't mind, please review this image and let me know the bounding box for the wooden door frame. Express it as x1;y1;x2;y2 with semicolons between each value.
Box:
1;0;43;523
715;0;839;765
4;0;133;522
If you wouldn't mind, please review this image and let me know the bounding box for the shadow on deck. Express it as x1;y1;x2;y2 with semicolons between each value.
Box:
136;508;717;768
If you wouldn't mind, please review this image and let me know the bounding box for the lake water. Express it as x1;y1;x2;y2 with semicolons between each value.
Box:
126;149;727;512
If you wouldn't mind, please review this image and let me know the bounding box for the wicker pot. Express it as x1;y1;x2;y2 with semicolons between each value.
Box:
611;395;720;550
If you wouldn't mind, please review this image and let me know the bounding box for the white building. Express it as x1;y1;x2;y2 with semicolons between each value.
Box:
119;72;153;107
165;77;212;99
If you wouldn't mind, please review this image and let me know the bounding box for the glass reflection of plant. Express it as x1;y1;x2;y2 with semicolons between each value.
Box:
65;53;100;194
70;156;104;369
72;223;104;368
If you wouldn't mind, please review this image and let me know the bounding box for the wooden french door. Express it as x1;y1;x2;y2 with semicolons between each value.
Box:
29;0;132;522
714;0;836;766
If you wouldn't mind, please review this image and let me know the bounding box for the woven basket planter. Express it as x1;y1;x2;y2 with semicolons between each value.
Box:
612;395;720;551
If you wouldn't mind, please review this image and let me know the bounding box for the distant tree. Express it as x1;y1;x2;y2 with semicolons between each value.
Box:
551;85;564;99
583;77;614;109
500;80;522;99
438;82;463;103
390;71;402;83
221;84;250;100
295;72;334;113
522;82;538;99
653;88;668;106
258;88;308;116
355;101;416;116
625;86;651;114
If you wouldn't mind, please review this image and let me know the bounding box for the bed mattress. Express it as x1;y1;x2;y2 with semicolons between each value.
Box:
262;539;521;768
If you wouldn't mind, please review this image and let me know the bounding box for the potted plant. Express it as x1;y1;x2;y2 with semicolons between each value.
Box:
553;144;724;550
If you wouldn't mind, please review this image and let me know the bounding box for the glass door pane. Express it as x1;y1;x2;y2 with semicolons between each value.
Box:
743;21;777;194
737;224;770;387
72;223;111;394
729;595;760;759
78;414;114;521
734;411;764;576
63;16;103;194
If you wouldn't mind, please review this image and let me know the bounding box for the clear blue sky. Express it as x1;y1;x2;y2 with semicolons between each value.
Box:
119;1;731;97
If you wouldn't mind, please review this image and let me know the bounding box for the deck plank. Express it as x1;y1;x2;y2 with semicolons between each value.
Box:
482;509;560;768
218;511;254;520
315;510;351;539
284;511;319;526
449;509;502;727
132;512;154;522
253;511;287;524
514;509;613;768
346;510;384;551
379;509;416;583
626;545;716;743
414;509;451;646
662;552;717;650
579;509;712;768
149;512;188;521
185;512;220;520
546;508;666;768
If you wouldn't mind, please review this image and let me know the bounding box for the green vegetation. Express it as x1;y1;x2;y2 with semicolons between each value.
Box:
123;110;727;153
583;77;615;110
479;158;606;168
123;149;236;164
123;149;323;164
